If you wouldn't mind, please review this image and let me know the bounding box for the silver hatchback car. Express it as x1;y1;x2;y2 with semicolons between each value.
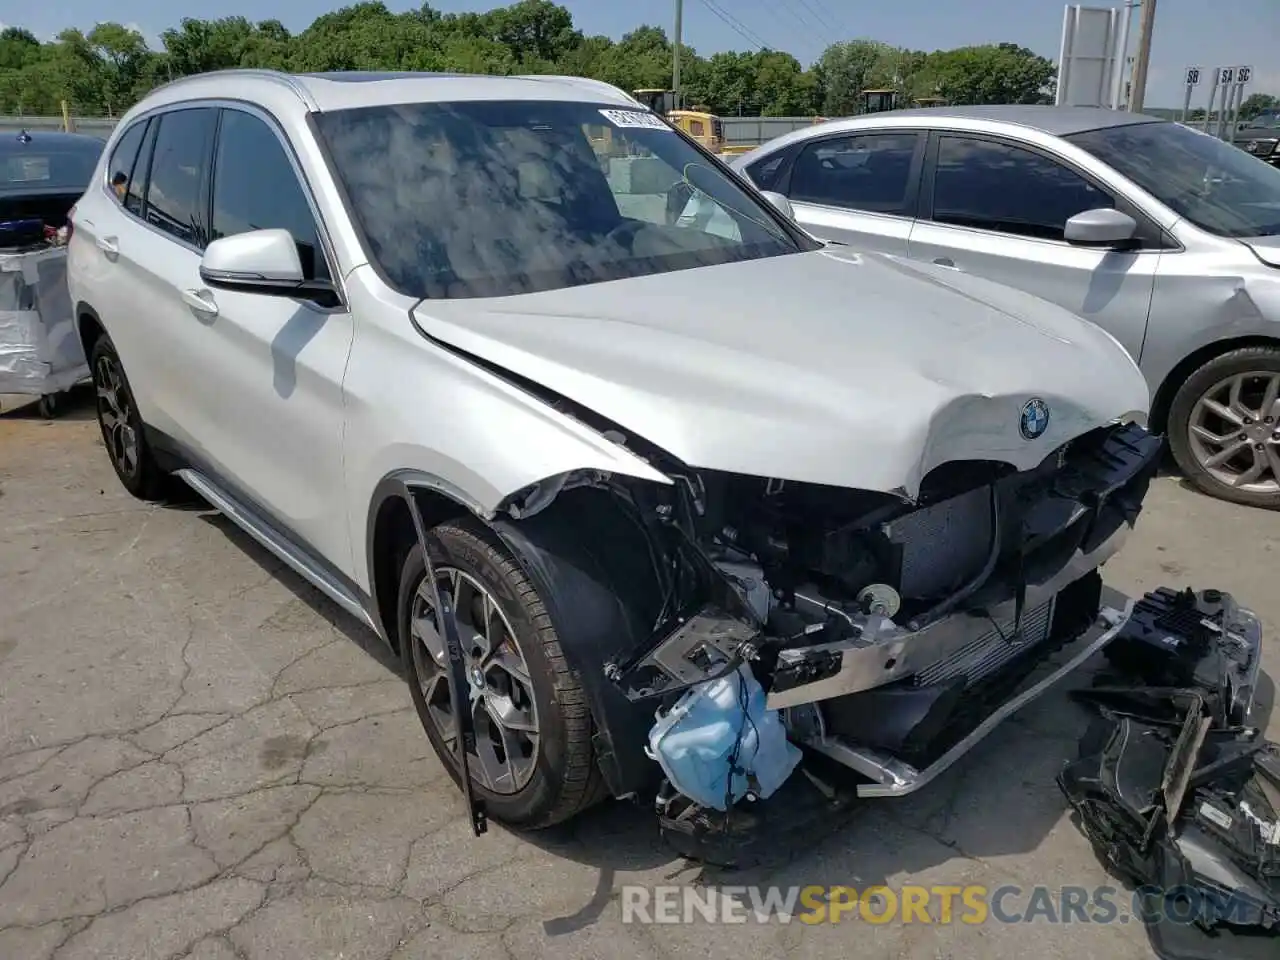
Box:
730;106;1280;510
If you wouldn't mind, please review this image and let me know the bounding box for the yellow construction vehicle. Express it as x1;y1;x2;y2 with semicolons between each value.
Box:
631;89;725;153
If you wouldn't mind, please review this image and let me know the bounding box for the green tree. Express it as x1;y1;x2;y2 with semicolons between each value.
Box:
1240;92;1279;120
3;2;1083;123
813;39;891;115
0;27;42;71
928;43;1056;105
590;26;672;92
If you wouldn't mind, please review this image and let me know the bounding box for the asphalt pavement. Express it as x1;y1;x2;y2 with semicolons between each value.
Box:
1;386;1277;960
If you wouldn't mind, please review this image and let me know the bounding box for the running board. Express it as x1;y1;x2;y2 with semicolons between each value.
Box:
175;468;378;634
807;603;1132;798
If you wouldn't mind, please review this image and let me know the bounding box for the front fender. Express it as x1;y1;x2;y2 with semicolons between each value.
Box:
1141;264;1280;394
489;490;667;801
342;267;673;596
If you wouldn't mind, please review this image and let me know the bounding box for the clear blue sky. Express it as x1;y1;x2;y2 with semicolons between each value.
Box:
4;0;1277;107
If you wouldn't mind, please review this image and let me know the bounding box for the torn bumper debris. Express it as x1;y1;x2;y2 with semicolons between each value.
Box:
1097;586;1263;729
1059;588;1276;958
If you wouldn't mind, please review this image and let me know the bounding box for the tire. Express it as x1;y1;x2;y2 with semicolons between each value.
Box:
89;333;171;501
397;516;606;828
1166;346;1280;510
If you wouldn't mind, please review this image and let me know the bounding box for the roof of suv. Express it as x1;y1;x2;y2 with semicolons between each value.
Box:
138;68;642;116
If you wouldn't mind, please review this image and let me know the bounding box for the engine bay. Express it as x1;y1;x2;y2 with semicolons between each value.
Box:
601;418;1163;704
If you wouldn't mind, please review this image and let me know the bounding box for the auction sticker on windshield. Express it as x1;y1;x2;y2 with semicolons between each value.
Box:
599;109;671;130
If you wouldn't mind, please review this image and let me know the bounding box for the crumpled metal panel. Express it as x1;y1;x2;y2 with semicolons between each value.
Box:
0;246;87;395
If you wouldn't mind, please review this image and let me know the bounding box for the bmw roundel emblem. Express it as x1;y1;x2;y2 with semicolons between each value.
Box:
1020;398;1050;440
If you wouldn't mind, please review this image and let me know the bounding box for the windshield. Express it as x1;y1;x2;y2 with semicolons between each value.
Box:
1246;110;1280;130
1066;120;1280;239
312;99;811;299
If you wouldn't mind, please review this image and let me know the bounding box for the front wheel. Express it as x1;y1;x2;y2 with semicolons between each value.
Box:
397;517;605;828
1167;346;1280;510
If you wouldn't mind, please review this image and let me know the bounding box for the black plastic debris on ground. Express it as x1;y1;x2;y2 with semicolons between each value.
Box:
656;752;860;870
1057;587;1278;960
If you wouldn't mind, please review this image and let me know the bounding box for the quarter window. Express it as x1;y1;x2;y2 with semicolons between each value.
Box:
210;110;329;282
106;120;147;210
931;136;1114;241
746;151;790;192
788;132;920;215
144;108;216;247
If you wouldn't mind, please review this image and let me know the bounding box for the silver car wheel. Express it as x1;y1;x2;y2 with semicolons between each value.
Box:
1188;371;1280;494
408;567;540;795
94;353;139;478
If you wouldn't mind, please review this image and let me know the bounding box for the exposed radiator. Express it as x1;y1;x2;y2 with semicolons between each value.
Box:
911;597;1056;688
887;485;995;600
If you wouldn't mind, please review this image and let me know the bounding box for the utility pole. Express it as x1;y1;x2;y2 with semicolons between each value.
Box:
672;0;683;109
1127;0;1157;112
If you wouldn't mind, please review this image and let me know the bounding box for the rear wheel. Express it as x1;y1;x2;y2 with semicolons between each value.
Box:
89;333;170;501
397;517;605;828
1167;346;1280;510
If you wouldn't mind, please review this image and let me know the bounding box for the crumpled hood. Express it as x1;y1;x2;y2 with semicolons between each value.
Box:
413;246;1150;498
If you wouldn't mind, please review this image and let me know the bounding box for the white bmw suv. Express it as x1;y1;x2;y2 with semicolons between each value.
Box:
67;69;1187;835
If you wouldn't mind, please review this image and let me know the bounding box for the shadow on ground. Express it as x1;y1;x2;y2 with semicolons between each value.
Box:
0;382;97;422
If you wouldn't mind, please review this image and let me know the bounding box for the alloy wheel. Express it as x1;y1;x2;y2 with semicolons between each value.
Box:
94;354;139;479
1187;371;1280;494
409;567;540;794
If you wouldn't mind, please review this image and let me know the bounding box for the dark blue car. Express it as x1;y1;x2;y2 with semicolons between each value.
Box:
1;129;104;246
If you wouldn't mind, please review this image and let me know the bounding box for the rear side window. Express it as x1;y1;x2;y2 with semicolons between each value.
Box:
210;110;330;282
931;135;1114;241
144;108;217;247
107;120;147;209
788;132;920;215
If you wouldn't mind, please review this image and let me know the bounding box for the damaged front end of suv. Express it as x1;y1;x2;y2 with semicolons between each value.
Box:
602;417;1164;785
396;234;1253;852
469;402;1172;847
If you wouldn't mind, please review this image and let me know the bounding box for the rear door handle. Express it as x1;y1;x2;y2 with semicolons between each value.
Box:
96;235;119;256
181;288;219;317
933;257;956;268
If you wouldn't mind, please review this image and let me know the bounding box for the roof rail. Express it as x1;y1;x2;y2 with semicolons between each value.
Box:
145;68;318;110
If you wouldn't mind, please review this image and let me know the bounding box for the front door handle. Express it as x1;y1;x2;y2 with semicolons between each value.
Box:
96;235;119;257
933;256;956;268
181;288;219;317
